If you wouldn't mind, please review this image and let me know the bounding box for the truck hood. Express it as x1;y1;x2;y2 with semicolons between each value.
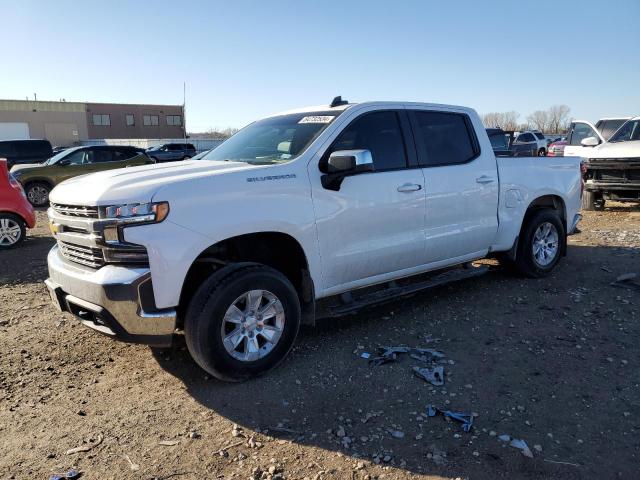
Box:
590;140;640;158
49;160;255;206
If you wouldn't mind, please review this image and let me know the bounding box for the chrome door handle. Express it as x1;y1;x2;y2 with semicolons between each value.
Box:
476;175;495;184
397;183;422;192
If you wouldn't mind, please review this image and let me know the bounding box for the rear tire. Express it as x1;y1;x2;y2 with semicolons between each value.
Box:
184;263;301;382
513;209;565;278
25;182;51;207
538;148;546;157
0;213;26;249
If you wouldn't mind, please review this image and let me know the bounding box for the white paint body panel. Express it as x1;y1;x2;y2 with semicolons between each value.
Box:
48;102;583;310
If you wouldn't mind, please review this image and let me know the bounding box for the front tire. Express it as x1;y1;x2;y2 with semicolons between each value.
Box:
185;263;301;382
0;213;26;249
25;182;51;207
513;209;565;278
538;148;546;157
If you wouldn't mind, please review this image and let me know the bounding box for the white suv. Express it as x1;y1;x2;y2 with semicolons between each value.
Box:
513;130;547;156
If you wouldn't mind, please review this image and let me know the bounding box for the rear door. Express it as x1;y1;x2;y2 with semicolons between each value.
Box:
409;108;499;264
564;121;603;158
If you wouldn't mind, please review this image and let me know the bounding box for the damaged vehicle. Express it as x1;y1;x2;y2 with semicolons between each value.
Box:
580;116;640;210
44;98;583;381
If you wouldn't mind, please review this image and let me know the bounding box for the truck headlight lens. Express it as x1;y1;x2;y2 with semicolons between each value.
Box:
103;201;169;224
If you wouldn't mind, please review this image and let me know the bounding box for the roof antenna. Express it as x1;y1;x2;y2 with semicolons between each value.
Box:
330;95;348;107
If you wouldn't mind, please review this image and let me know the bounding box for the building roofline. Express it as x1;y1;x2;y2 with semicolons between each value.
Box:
0;98;183;108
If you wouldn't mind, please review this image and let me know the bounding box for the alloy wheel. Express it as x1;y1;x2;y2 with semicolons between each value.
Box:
0;218;22;246
220;289;285;362
532;222;559;266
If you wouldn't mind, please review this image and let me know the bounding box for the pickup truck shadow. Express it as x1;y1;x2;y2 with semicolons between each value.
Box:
151;242;639;478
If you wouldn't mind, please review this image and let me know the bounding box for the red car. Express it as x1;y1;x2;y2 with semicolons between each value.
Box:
0;158;36;249
547;140;567;157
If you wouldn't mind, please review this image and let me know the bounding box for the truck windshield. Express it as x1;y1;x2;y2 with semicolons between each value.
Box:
609;120;640;143
201;112;340;164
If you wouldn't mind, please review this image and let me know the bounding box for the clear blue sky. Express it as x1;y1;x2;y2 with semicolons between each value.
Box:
2;0;638;131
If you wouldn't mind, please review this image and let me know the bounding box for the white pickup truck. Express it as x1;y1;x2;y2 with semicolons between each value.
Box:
45;99;583;381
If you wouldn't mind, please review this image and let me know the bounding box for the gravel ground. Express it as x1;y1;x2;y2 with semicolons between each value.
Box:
1;204;639;480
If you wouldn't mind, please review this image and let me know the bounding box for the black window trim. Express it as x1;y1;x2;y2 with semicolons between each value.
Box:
408;109;481;168
319;109;414;174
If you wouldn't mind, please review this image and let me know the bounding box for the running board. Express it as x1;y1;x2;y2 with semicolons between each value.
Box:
318;265;489;318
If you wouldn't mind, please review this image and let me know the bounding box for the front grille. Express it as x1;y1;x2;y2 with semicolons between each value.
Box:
59;241;105;269
51;203;99;218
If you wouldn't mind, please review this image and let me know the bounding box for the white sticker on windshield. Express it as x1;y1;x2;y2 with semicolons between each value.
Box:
299;115;335;124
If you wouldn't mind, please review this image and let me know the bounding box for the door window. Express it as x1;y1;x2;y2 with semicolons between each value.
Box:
62;150;87;165
328;111;407;171
411;111;478;166
568;123;599;145
90;150;116;163
517;133;535;143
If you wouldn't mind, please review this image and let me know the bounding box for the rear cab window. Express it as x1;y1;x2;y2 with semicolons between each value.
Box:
409;110;479;167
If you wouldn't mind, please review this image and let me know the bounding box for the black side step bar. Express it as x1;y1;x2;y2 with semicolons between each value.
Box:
318;265;489;318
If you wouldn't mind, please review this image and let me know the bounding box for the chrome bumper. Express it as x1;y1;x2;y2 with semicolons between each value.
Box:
45;245;176;347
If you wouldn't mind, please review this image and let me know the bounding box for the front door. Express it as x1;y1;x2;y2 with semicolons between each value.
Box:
310;109;426;292
564;121;603;158
408;109;499;264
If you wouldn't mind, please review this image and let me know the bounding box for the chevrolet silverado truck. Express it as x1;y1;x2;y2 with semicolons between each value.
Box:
45;98;583;381
580;116;640;210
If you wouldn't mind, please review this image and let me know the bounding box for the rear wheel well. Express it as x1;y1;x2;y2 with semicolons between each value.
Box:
521;194;567;256
524;195;566;228
178;232;314;328
24;179;53;190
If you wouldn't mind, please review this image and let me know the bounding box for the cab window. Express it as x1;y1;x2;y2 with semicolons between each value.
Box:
327;111;407;171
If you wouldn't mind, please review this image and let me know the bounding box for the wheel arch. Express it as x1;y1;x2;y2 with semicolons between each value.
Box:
516;194;567;259
23;177;55;190
177;231;315;328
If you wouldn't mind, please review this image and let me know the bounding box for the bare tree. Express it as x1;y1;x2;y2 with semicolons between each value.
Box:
527;110;550;132
501;111;520;131
547;105;571;134
481;111;520;130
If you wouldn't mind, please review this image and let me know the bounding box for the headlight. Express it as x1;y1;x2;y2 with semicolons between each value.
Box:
102;201;170;224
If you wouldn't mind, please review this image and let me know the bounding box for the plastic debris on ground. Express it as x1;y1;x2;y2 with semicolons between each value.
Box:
426;404;474;432
611;272;640;291
413;365;444;386
509;438;534;458
48;469;80;480
365;346;445;367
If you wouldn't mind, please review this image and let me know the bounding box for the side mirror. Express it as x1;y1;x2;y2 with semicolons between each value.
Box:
581;136;599;147
57;159;70;166
322;149;373;190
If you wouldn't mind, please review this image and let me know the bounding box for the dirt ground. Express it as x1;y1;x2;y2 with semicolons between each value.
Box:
1;204;639;480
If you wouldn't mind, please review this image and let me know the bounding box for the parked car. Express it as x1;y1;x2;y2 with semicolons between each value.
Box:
547;140;567;157
146;143;196;162
11;145;153;206
45;98;582;381
0;159;36;249
513;131;547;156
564;117;631;159
486;128;537;156
0;139;53;169
581;116;640;210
